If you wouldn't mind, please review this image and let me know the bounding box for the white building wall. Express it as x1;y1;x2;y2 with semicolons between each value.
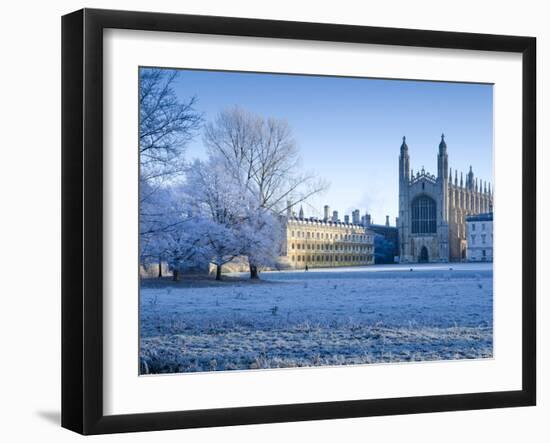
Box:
466;218;493;262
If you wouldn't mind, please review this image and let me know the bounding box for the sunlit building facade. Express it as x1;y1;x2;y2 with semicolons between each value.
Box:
280;205;375;269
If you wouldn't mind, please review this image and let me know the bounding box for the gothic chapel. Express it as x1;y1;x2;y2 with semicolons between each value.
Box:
398;135;493;263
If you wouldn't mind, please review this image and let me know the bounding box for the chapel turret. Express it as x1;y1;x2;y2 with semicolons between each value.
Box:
437;133;449;180
399;136;410;183
467;166;474;190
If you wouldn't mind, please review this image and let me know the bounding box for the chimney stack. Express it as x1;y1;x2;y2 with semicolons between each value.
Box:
344;215;350;223
352;209;360;224
332;210;339;222
385;215;390;227
323;205;330;221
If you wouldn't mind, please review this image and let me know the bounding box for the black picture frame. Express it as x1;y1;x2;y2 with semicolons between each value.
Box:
62;8;536;435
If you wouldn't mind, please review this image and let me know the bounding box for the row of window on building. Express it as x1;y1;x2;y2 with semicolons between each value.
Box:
291;243;372;252
470;222;488;231
470;234;493;245
290;230;370;242
290;254;371;263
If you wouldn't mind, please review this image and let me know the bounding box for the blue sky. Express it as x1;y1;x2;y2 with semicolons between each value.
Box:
165;68;493;225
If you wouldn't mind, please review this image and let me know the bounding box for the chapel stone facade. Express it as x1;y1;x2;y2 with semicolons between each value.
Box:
398;135;493;263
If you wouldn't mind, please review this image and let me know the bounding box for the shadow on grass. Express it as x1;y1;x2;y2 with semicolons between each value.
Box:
140;274;282;289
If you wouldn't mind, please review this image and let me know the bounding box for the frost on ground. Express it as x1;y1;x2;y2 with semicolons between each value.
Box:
140;263;493;374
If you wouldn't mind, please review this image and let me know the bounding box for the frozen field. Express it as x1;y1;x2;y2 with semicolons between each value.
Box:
140;263;493;374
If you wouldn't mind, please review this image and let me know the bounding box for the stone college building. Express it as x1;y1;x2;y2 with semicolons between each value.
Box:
398;134;493;263
281;205;375;269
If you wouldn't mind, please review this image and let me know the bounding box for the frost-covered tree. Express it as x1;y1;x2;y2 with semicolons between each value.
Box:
139;68;202;187
204;107;327;214
203;107;328;278
139;185;174;276
139;68;202;232
238;207;283;276
146;188;213;280
139;68;202;273
182;158;249;280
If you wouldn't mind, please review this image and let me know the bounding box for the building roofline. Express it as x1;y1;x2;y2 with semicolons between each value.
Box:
286;216;367;230
465;212;493;222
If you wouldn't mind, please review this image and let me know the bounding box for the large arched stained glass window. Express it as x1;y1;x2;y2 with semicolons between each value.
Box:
411;196;436;234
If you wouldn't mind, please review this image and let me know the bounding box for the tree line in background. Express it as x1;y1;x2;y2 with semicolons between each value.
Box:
139;68;327;280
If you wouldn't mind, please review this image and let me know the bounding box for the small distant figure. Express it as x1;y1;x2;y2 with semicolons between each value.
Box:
449;267;453;271
409;268;413;272
305;264;309;272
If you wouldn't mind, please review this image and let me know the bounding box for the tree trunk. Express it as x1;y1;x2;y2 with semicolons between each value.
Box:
215;264;222;281
158;256;163;278
172;269;180;281
249;264;259;279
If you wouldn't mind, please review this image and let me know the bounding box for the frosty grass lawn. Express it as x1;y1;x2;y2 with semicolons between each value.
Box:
140;263;493;374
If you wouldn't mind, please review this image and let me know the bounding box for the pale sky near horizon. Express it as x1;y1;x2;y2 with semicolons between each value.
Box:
164;68;493;225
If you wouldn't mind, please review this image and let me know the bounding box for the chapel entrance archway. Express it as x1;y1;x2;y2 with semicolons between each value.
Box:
419;246;429;263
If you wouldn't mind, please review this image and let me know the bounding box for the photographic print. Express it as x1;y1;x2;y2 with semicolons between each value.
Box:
138;67;494;375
